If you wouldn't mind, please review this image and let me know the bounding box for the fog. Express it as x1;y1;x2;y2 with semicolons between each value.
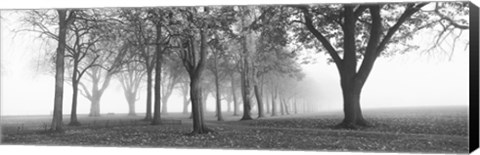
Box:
0;6;469;116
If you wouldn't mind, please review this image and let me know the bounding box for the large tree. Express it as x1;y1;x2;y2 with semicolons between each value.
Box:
173;6;236;134
285;3;469;128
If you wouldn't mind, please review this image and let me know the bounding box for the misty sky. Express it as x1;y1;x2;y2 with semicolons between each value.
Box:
0;4;470;116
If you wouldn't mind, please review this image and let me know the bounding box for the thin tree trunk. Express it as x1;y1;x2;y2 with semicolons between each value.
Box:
144;68;153;121
271;87;277;116
152;23;163;125
254;85;264;118
266;92;270;114
280;97;285;115
69;79;80;126
240;69;252;120
231;75;240;116
214;72;224;121
50;10;70;132
284;98;290;115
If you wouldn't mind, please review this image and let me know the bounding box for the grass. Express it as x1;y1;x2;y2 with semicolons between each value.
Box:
0;106;469;154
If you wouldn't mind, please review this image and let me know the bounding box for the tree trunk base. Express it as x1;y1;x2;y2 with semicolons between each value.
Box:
240;115;253;121
128;113;137;116
68;121;81;126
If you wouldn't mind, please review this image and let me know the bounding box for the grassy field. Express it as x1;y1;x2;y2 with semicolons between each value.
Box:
0;106;469;154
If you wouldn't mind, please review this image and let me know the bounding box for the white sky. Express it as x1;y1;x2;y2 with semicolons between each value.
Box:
0;1;472;116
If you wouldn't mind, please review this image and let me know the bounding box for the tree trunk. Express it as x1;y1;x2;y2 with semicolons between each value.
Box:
271;87;277;116
280;97;285;115
337;76;369;129
161;81;175;115
190;75;209;134
152;23;163;125
126;92;136;116
284;98;290;115
144;68;153;121
69;79;81;126
50;10;70;132
89;95;101;117
231;75;240;116
214;73;224;121
266;92;270;114
240;69;252;120
254;85;264;118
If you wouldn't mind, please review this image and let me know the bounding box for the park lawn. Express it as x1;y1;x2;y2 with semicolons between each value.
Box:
0;106;469;154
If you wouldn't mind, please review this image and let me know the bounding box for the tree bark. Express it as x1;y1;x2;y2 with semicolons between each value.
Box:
50;10;71;132
69;79;81;126
214;72;224;121
152;23;163;125
187;27;211;134
254;84;264;118
190;76;209;133
144;68;153;121
230;74;240;116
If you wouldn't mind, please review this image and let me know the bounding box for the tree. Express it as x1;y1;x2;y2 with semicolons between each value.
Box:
238;6;256;121
78;18;128;117
160;55;184;115
65;10;103;125
121;9;156;120
173;7;213;134
51;10;75;132
207;35;231;121
117;52;145;116
288;2;469;128
173;6;236;134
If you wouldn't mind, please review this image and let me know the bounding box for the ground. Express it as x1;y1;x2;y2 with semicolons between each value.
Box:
0;106;469;154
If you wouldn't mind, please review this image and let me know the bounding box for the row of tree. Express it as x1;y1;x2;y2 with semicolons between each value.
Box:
23;2;469;134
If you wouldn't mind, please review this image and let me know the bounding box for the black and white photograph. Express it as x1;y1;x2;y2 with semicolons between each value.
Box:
0;0;477;154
